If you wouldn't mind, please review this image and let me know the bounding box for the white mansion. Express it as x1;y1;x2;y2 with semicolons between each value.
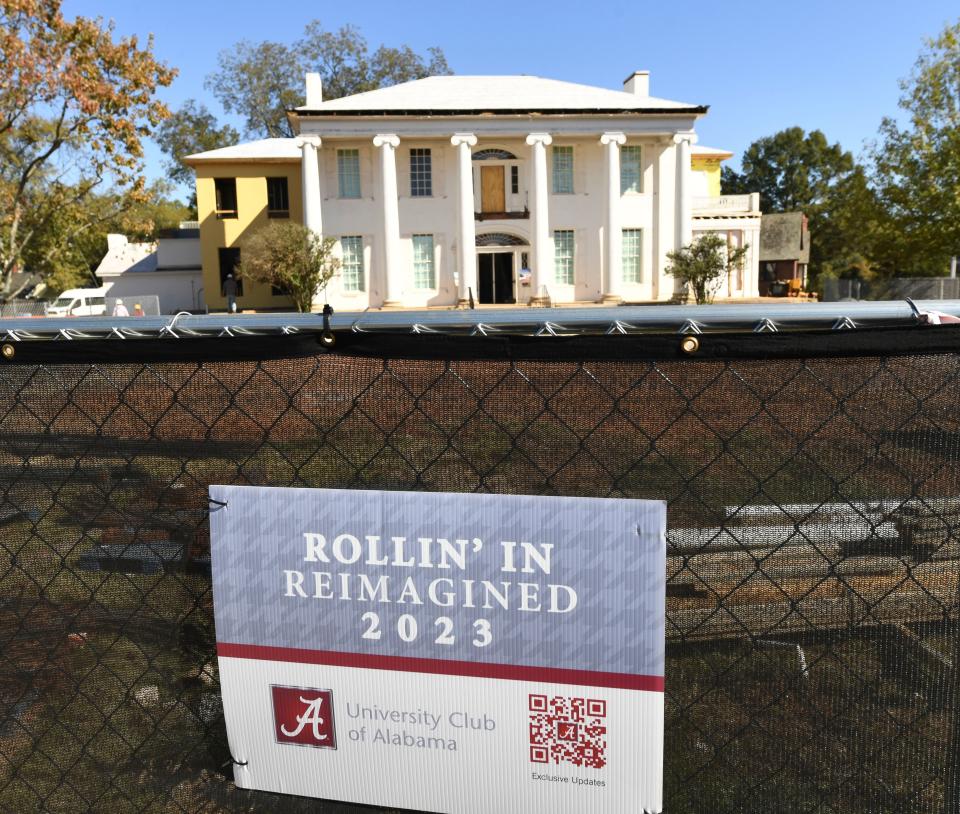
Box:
187;72;762;310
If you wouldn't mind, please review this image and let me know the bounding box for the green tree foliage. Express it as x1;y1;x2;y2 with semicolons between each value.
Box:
206;21;452;139
721;127;855;213
665;233;749;305
21;181;191;295
155;100;239;188
0;0;175;288
872;19;960;275
240;222;340;312
721;128;880;279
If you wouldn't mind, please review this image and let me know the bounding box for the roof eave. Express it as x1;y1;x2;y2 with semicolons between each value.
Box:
183;156;301;166
289;105;709;117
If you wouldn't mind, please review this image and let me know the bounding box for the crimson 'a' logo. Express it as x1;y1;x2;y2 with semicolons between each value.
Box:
271;685;337;749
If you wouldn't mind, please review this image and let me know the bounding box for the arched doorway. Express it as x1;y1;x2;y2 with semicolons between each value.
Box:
476;232;529;304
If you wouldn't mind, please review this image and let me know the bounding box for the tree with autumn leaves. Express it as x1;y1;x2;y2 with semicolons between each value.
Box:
0;0;174;291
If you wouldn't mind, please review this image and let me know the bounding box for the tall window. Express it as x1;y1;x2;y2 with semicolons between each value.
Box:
621;146;642;194
266;177;289;217
510;165;519;194
214;178;237;219
622;229;643;283
552;146;574;194
412;235;435;288
553;230;575;284
338;149;361;198
340;236;365;292
410;148;432;197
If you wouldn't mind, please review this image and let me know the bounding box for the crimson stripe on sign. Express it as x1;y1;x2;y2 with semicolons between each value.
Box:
216;642;664;692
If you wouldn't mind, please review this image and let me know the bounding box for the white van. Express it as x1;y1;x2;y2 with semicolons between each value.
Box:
46;288;109;317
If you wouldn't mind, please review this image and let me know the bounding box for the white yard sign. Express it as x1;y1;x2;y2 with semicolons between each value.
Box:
209;486;666;813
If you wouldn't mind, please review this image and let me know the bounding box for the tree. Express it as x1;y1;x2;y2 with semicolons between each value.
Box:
722;128;878;279
207;22;452;139
239;222;340;312
666;233;749;305
721;128;855;213
155;100;239;188
0;0;175;289
19;181;191;296
871;20;960;275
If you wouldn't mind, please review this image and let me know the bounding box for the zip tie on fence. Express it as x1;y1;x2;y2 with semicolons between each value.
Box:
320;303;336;348
679;319;704;335
280;325;299;335
207;498;228;513
471;323;502;336
222;755;248;768
754;318;778;333
411;323;439;334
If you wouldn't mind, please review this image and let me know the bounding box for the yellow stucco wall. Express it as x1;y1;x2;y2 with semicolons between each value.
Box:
193;162;303;311
691;156;723;197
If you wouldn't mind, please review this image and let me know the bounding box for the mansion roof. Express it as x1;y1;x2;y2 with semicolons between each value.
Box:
292;75;707;116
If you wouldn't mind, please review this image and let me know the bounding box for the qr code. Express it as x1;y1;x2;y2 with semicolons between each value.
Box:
528;694;607;769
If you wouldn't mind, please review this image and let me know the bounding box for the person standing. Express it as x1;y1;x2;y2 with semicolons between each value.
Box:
222;273;238;314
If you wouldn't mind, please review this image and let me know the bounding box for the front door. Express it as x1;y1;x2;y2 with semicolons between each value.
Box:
480;166;505;214
477;253;515;304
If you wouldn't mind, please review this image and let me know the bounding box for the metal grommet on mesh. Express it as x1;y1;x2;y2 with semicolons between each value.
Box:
1;343;15;359
680;336;700;354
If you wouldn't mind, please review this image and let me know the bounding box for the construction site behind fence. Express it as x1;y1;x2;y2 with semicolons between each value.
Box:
1;302;959;813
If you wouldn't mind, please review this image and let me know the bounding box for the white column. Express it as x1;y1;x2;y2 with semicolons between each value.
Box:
600;132;626;304
299;136;323;236
373;134;401;307
525;133;553;306
674;133;696;250
451;133;478;304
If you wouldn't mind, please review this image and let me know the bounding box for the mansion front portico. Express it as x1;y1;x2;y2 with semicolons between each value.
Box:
187;73;761;312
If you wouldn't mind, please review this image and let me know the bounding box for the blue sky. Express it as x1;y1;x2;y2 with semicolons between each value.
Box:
65;0;959;199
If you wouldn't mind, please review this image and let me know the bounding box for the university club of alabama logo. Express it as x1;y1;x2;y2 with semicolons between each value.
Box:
271;685;337;749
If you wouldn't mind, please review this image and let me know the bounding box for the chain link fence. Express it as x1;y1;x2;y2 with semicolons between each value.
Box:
0;312;959;812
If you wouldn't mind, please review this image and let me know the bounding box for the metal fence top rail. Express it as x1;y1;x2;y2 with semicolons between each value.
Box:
0;299;957;341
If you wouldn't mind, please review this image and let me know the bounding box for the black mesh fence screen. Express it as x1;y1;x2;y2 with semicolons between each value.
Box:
0;329;959;813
